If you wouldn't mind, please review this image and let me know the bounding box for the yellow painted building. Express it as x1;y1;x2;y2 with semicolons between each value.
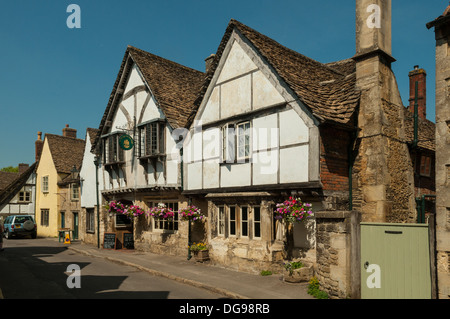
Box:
35;126;85;238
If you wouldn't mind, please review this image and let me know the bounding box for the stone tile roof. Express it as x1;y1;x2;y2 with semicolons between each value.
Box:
403;110;435;151
0;171;19;192
187;19;361;128
128;46;205;129
45;134;85;174
93;46;205;151
0;163;36;207
86;128;100;147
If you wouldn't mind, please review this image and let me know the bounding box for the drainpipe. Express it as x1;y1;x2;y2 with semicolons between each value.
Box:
348;130;357;211
94;156;100;249
416;194;436;224
413;81;419;149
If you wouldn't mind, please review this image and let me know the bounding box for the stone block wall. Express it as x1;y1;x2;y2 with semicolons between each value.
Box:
315;211;361;299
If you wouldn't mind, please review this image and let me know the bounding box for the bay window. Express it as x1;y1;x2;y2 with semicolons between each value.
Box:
103;133;124;165
138;121;165;158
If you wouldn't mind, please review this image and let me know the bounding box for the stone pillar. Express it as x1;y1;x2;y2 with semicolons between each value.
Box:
315;211;361;299
426;6;450;299
353;0;416;223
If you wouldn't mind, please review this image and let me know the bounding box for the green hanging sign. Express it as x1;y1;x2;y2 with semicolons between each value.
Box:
119;134;134;151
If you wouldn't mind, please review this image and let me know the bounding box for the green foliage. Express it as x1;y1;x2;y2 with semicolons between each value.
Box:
0;166;18;173
307;276;329;299
284;261;303;275
260;270;273;276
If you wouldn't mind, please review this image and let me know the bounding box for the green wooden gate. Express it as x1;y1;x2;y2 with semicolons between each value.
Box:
361;223;431;299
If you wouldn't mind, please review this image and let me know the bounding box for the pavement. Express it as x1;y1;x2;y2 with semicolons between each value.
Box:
65;240;314;300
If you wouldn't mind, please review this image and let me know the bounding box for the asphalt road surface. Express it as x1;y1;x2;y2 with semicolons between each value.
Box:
0;238;223;299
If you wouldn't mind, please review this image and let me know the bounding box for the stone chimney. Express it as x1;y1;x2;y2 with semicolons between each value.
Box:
353;0;416;223
205;54;216;73
35;132;44;162
62;124;77;138
408;65;427;120
18;163;29;174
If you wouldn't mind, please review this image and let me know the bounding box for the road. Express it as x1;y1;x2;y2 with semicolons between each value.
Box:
0;238;223;299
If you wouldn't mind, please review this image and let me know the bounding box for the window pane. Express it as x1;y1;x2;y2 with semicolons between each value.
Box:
229;206;236;236
241;206;248;237
254;206;261;238
151;123;158;153
218;206;225;236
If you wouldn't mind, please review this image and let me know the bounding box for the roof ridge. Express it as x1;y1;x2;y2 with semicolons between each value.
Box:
229;19;345;79
127;45;204;75
45;133;85;142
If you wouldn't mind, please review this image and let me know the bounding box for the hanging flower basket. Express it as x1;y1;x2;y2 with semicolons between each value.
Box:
274;197;313;224
105;201;146;219
147;203;175;220
178;205;205;221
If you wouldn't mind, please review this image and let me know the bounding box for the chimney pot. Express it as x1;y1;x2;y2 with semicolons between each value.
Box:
62;124;77;138
18;163;29;174
35;131;44;162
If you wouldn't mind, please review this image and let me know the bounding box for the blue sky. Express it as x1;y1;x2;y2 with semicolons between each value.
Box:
0;0;447;169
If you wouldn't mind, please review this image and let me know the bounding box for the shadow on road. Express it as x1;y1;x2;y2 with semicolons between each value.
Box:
0;239;170;299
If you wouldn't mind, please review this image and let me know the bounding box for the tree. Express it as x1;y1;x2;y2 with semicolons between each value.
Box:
0;166;18;173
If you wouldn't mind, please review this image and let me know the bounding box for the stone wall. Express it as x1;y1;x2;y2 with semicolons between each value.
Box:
432;18;450;300
315;211;361;299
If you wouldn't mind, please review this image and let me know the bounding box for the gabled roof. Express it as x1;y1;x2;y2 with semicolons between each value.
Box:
0;171;20;192
187;19;361;128
45;134;85;174
86;128;100;147
403;110;435;152
0;162;36;207
93;46;205;152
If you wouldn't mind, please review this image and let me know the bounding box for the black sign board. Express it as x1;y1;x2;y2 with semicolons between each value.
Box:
103;232;117;250
122;232;134;250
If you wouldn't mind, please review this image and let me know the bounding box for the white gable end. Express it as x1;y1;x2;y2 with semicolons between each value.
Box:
185;30;320;192
217;40;258;83
199;39;285;125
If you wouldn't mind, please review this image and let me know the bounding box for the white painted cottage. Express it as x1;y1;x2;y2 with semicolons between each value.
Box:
183;20;361;272
91;46;206;254
0;163;37;218
79;128;103;246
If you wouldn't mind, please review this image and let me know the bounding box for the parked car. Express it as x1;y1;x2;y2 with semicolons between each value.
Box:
3;215;37;239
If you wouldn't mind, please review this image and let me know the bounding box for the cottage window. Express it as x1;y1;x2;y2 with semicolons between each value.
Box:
218;206;225;236
71;183;79;201
221;124;234;163
216;204;263;239
86;208;95;233
253;206;261;238
151;201;179;232
19;190;31;202
41;209;49;227
138;121;165;158
103;134;124;164
237;122;251;161
221;121;252;163
229;205;237;236
240;206;249;237
42;176;49;193
419;155;432;177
